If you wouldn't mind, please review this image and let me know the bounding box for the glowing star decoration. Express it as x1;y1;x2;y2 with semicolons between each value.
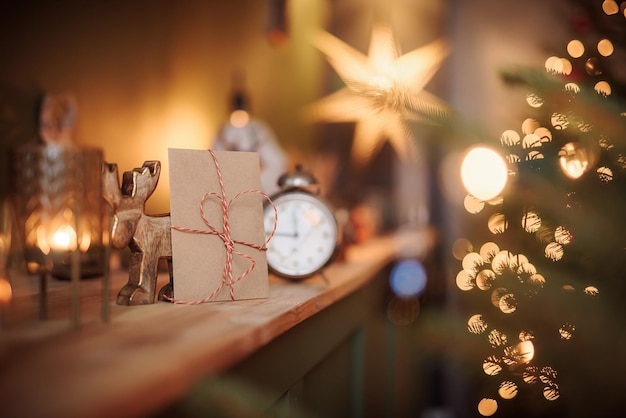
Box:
308;24;450;164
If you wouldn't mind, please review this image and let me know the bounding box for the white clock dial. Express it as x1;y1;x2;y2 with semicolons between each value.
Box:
264;192;338;278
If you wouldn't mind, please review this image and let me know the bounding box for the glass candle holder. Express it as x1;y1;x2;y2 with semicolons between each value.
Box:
12;144;105;278
11;144;107;326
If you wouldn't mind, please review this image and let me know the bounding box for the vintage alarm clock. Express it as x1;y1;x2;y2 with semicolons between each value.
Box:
263;165;340;279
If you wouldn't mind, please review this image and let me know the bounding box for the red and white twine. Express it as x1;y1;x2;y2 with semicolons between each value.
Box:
165;149;277;304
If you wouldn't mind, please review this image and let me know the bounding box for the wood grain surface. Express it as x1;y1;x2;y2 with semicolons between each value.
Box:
0;234;417;418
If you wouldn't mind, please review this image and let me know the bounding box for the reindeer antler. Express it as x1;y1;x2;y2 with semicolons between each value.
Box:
121;161;161;200
102;162;122;208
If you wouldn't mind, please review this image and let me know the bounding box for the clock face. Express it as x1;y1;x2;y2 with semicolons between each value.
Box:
264;191;338;279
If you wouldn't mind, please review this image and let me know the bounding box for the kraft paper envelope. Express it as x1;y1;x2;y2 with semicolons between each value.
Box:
168;148;269;302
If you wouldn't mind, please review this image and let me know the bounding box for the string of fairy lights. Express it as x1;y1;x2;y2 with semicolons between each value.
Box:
455;2;626;416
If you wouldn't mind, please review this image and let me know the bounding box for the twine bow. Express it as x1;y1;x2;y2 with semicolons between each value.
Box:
167;149;277;304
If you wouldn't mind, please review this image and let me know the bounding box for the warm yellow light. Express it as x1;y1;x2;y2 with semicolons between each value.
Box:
517;340;535;363
455;270;474;291
602;0;619;15
498;381;518;400
597;38;614;57
308;25;450;165
0;277;12;304
52;228;71;248
49;224;77;251
558;142;595;179
567;39;585;58
594;80;611;96
461;147;508;201
467;314;488;334
478;398;498;416
229;109;250;128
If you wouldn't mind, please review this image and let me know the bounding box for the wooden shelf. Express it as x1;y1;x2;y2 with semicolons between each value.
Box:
0;234;418;418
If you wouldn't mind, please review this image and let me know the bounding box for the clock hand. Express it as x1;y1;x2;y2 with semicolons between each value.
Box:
274;231;298;238
292;210;299;238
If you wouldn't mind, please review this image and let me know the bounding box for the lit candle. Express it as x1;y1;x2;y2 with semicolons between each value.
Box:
50;224;76;250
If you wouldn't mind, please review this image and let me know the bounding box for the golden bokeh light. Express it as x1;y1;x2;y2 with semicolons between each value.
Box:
523;366;539;384
559;323;575;340
519;331;534;342
525;150;545;160
558;142;596;179
597;166;614;182
460;147;509;201
468;314;488;334
565;82;581;93
515;340;535;364
500;129;520;146
464;194;485;214
476;269;496;290
489;288;509;310
543;384;560;401
566;39;585;58
522;210;542;233
541;366;558;384
479;242;500;261
498;381;518;400
483;356;502;376
602;0;619;15
534;127;552;143
545;242;564;261
545;56;573;75
499;293;517;314
456;269;475;291
522;133;542;149
521;118;541;134
594;80;612;96
526;93;544;108
597;38;614;57
551;112;569;130
488;329;508;347
477;398;498;416
451;238;473;260
491;250;515;274
554;226;573;245
487;213;508;234
517;261;536;276
462;252;484;270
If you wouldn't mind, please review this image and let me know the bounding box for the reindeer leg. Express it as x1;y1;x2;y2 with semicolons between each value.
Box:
117;251;143;305
117;250;158;305
158;257;173;302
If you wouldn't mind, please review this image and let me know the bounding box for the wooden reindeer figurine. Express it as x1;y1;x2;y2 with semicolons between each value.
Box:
102;161;173;305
